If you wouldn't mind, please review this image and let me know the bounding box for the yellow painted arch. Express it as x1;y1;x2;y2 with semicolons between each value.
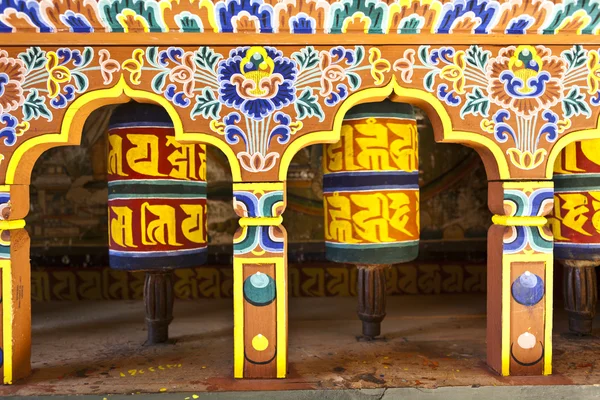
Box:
5;76;242;184
279;77;510;181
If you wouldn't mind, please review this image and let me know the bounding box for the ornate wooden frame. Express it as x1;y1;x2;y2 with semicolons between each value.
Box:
1;0;599;382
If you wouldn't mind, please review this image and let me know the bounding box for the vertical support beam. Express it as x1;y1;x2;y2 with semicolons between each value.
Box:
561;260;597;335
144;271;174;344
0;185;31;384
357;264;388;339
487;181;553;376
232;182;287;379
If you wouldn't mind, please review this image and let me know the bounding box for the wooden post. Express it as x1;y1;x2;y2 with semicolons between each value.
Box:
144;271;174;344
0;185;31;384
232;182;287;379
357;264;389;339
561;260;597;336
487;181;554;376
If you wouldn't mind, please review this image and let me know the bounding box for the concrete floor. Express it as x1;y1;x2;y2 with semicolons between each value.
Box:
1;295;600;398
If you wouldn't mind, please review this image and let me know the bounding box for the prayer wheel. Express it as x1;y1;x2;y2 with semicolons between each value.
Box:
553;139;600;335
107;102;208;343
323;100;420;339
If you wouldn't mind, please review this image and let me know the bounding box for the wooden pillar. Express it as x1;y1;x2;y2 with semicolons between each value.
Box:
323;101;419;339
0;185;31;384
144;271;174;344
561;260;597;335
232;182;287;378
551;139;600;336
107;103;208;344
487;181;554;376
357;264;388;339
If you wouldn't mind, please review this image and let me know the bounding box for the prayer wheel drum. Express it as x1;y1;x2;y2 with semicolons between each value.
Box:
323;100;420;338
553;139;600;335
107;102;208;342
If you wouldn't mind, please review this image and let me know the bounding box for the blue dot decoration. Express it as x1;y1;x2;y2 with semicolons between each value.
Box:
243;272;276;307
0;347;4;367
511;271;544;306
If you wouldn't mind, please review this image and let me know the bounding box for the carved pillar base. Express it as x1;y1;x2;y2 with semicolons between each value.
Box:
144;271;174;344
357;264;388;339
562;260;598;336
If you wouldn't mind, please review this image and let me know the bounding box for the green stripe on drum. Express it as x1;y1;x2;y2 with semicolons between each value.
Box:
325;241;419;264
554;175;600;192
108;180;207;199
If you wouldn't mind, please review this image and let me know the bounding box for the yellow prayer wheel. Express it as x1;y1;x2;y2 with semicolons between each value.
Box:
552;139;600;335
322;100;420;338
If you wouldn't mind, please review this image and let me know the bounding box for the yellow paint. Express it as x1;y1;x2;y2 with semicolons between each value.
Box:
233;182;284;191
5;76;242;184
491;216;547;227
275;256;287;378
238;217;282;227
251;334;269;351
1;260;12;384
0;220;25;230
501;254;510;376
233;255;244;378
544;257;553;375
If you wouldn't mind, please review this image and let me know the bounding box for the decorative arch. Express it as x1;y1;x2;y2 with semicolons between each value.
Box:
5;76;242;184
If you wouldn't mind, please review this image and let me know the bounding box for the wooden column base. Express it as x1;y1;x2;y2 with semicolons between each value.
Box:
357;264;388;339
144;271;174;344
562;260;598;336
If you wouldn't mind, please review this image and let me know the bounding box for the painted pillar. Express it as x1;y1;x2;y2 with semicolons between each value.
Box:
107;103;208;343
323;100;420;339
487;181;553;376
0;185;31;384
232;182;287;378
551;139;600;335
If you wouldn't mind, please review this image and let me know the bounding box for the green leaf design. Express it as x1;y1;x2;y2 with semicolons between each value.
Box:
80;47;94;68
22;89;52;121
423;70;437;92
418;46;430;66
71;71;88;93
146;46;160;67
460;87;490;118
562;87;592;118
465;45;489;70
346;72;361;91
191;88;221;120
194;47;222;72
562;45;587;71
18;47;47;73
292;46;320;71
353;46;365;67
295;88;324;121
152;71;168;93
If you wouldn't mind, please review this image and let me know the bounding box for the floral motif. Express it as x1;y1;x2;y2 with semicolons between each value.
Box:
122;49;144;85
218;46;297;120
487;46;566;117
99;50;120;85
0;51;26;114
